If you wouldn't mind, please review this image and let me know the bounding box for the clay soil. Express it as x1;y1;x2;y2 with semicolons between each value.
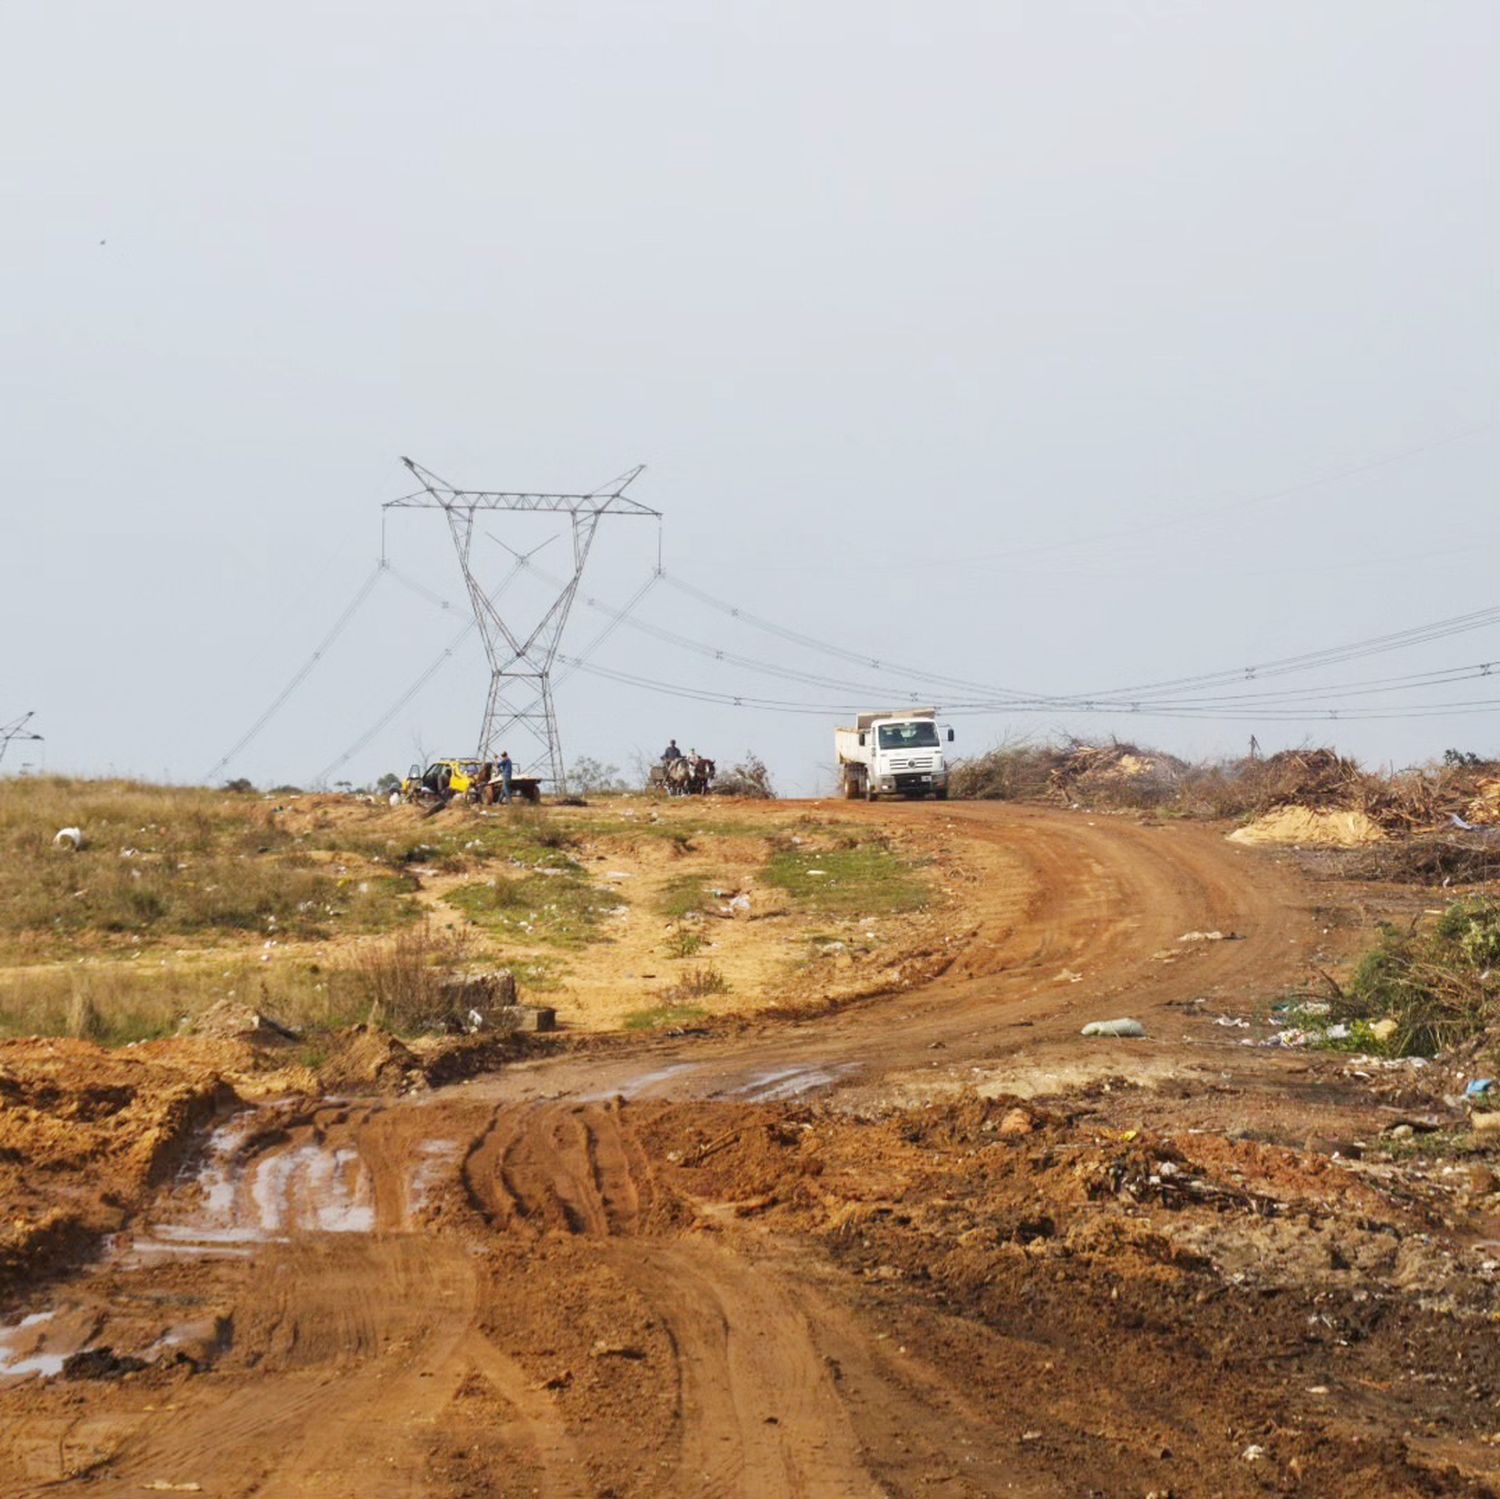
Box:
4;800;1500;1496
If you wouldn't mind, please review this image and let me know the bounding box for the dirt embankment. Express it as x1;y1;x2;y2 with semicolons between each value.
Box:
0;1041;230;1296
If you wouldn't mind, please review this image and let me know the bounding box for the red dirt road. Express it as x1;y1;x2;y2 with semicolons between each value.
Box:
3;803;1495;1497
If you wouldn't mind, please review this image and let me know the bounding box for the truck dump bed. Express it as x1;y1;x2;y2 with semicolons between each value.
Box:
851;707;937;733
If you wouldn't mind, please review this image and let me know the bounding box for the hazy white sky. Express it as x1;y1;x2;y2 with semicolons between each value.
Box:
2;1;1496;793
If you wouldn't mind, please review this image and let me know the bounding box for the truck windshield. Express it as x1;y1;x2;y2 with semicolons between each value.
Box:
877;722;940;750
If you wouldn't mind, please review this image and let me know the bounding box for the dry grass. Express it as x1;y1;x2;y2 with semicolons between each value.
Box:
353;922;474;1033
0;958;372;1045
0;777;414;957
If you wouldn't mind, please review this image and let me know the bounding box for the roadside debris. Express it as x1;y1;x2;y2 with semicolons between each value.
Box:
1080;1018;1147;1038
52;826;84;851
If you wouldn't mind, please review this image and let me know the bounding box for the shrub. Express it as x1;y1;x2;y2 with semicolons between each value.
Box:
353;922;472;1033
1336;898;1500;1056
715;755;775;799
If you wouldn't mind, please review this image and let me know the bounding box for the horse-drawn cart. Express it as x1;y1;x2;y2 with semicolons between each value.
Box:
649;756;716;796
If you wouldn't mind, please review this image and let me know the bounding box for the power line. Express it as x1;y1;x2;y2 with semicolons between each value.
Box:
204;560;388;783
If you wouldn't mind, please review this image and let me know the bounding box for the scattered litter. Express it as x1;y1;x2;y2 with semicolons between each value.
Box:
1370;1018;1399;1044
1080;1018;1146;1039
1274;998;1329;1017
1212;1016;1251;1029
805;869;827;878
1054;968;1084;984
1467;1079;1496;1099
53;826;85;851
1241;1444;1268;1462
1178;930;1227;943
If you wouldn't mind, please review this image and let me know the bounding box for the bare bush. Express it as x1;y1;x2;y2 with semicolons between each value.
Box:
715;754;774;799
353;922;472;1034
66;977;105;1042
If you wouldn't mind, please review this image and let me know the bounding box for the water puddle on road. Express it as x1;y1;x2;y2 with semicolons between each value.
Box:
580;1062;703;1102
0;1308;104;1385
407;1139;462;1216
126;1112;377;1261
733;1063;860;1102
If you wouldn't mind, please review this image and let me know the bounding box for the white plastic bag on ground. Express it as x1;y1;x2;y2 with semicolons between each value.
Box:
1080;1018;1146;1038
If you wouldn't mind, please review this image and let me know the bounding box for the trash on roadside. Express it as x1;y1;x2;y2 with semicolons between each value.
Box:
1370;1018;1399;1043
1080;1018;1146;1038
53;826;85;851
1467;1079;1496;1099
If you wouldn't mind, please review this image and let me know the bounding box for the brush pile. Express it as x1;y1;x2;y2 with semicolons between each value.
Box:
949;738;1186;808
952;739;1500;835
714;754;775;799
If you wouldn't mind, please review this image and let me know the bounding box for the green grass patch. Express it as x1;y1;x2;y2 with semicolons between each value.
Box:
443;871;621;949
658;875;710;919
1327;898;1500;1057
663;925;706;959
763;842;929;918
624;1002;709;1031
317;808;582;874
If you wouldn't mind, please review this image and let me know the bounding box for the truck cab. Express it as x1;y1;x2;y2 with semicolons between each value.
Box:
835;710;954;801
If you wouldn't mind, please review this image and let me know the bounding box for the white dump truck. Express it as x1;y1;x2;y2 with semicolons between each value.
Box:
835;708;953;801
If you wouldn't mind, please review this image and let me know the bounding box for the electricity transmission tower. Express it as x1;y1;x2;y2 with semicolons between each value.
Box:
385;458;660;792
0;711;42;771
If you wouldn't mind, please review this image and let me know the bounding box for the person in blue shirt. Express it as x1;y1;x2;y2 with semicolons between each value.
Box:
662;739;683;764
498;751;513;804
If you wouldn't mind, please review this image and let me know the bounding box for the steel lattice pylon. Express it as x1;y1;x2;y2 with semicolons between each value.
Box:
0;711;42;771
386;458;659;792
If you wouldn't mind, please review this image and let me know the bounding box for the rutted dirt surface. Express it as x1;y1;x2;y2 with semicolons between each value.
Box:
4;802;1500;1495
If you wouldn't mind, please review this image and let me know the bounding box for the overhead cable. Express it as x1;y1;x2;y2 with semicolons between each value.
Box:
204;560;387;783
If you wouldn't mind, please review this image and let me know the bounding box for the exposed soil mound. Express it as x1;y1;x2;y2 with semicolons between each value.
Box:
315;1027;425;1093
1228;806;1387;848
0;1040;233;1297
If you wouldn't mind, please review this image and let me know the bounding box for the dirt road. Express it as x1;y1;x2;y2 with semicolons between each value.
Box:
3;803;1494;1496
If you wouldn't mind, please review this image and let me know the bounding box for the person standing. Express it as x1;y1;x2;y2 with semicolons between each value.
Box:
498;750;513;804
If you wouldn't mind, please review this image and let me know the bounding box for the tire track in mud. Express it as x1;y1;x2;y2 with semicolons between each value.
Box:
619;1241;878;1497
459;1099;677;1240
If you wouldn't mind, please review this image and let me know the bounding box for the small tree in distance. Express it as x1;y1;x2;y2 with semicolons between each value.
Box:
569;756;629;795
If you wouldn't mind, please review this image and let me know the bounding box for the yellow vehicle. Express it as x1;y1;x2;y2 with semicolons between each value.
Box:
401;759;542;805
